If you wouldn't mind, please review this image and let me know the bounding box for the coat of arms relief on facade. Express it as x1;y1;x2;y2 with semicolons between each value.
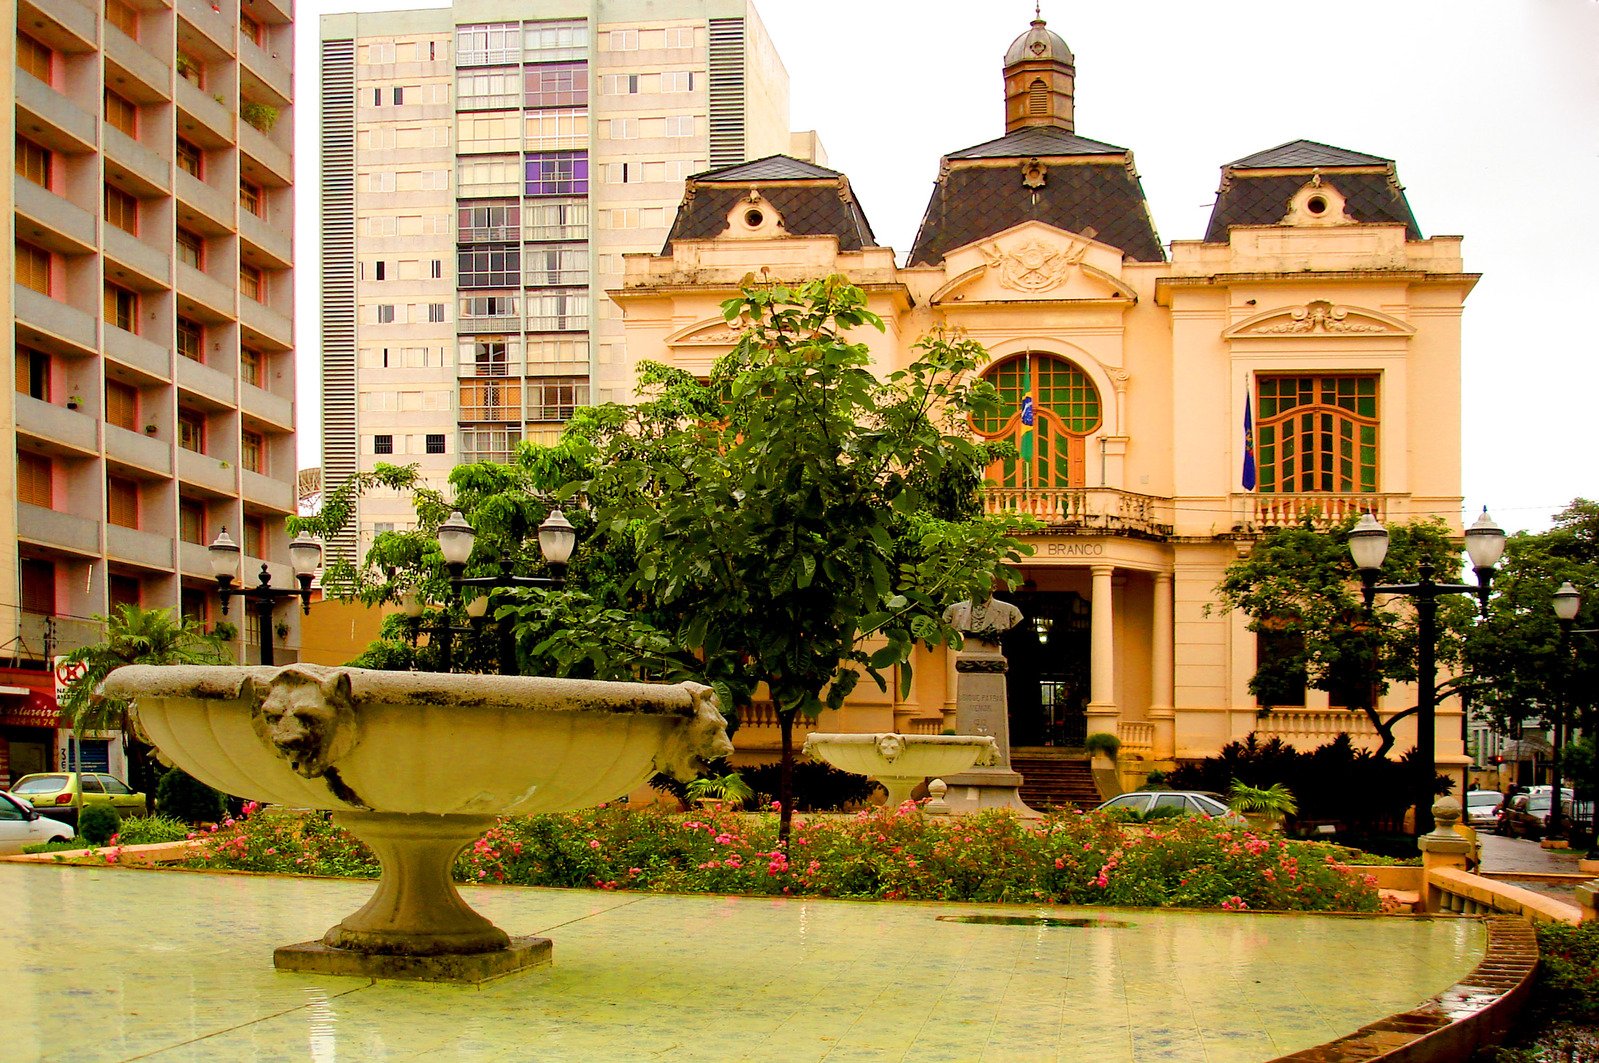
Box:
979;237;1091;293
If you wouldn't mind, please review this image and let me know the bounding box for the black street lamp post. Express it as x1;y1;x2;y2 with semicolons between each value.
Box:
1551;581;1585;840
209;529;322;666
430;508;576;674
1348;509;1505;834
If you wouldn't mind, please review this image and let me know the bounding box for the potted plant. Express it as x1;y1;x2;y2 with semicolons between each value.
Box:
684;771;753;810
240;100;278;133
144;424;158;435
1084;731;1121;769
66;394;82;410
212;621;238;641
1227;780;1298;832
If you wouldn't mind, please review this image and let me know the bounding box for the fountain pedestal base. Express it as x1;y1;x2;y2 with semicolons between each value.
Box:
275;936;552;984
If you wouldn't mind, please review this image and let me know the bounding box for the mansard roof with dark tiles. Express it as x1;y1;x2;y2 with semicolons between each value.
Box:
908;140;1165;267
946;126;1126;160
663;154;878;253
1204;139;1421;242
1227;139;1394;170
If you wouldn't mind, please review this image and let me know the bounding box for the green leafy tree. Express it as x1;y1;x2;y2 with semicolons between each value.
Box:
56;603;229;809
1464;499;1599;839
1213;515;1477;758
554;276;1032;842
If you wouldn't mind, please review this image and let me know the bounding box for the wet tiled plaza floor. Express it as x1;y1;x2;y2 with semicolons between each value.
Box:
1;863;1484;1062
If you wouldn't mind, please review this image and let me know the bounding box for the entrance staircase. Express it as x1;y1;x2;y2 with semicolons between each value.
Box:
1012;749;1102;811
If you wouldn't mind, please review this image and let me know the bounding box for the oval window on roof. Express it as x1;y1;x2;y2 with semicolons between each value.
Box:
971;353;1101;489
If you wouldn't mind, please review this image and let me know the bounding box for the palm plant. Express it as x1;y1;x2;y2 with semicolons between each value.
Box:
55;604;230;813
1227;780;1299;829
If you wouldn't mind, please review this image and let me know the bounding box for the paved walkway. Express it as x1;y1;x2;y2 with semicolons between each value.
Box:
0;863;1484;1063
1477;831;1592;907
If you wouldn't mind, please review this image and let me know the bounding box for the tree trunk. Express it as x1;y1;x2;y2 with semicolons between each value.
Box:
778;709;795;848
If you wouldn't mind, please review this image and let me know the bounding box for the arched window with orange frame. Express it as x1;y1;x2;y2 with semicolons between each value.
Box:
970;352;1102;488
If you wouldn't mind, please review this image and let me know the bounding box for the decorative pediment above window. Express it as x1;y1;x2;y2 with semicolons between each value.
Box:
665;318;747;347
1224;300;1414;339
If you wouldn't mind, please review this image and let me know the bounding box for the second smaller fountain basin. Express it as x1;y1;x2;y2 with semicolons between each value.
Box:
802;733;999;809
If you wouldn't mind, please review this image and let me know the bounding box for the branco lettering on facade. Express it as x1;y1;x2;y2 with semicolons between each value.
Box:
1045;542;1106;557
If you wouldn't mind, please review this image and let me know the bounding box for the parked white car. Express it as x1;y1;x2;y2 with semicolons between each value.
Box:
1464;790;1504;828
0;790;75;854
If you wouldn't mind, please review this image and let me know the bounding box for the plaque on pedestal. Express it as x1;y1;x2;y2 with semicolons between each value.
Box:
939;597;1040;818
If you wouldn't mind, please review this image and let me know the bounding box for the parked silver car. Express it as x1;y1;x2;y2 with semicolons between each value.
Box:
1094;790;1246;824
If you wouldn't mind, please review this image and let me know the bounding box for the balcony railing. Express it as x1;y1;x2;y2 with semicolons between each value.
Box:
1241;493;1396;532
981;487;1174;538
1254;708;1380;752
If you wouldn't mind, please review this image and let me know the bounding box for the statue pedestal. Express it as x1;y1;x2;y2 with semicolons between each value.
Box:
942;652;1041;818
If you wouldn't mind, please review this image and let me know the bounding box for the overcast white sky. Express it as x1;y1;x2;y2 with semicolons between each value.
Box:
293;0;1599;534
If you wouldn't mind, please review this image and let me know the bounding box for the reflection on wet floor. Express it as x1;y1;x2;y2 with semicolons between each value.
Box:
2;863;1484;1062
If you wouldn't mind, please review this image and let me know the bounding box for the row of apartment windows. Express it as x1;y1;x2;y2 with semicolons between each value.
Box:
597;159;702;185
372;433;447;455
17;126;264;219
370;83;450;107
456;199;591;242
356;337;589;373
456;246;589;287
17;239;271;312
455;21;590;67
360;40;441;66
598;71;695;95
457;65;588;111
16;348;267;421
372;303;449;324
456;378;589;422
363;214;451;238
601;116;696;140
366;170;449;193
357;125;451;151
17;429;273;515
457;111;590;153
361;260;445;281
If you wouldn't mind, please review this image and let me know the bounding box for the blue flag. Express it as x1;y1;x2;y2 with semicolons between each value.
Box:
1241;391;1258;491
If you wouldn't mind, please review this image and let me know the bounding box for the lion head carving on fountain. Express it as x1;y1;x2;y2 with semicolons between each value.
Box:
655;683;734;782
248;666;359;779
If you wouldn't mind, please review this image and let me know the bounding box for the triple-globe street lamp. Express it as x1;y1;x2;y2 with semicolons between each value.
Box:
1348;508;1506;834
208;529;322;666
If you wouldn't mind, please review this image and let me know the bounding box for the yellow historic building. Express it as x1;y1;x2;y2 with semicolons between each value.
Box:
611;17;1478;788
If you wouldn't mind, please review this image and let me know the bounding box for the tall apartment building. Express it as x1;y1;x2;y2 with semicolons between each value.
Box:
3;0;299;783
319;0;809;560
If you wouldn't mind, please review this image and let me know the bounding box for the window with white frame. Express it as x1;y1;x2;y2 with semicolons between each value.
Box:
524;199;587;241
523;19;588;62
664;26;693;49
458;114;521;154
458;155;522;197
661;71;693;93
524;110;588;150
664;115;693;137
456;22;520;66
606;117;637;140
524;246;588;286
456;71;519;110
607;28;637;50
526;336;589;374
375;304;396;323
366;171;397;193
526;290;588;331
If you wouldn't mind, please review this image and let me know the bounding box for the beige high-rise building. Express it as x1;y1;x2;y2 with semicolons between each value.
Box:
318;0;810;561
2;0;299;784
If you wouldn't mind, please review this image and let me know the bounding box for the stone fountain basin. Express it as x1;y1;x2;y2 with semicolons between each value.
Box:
803;733;999;807
104;664;724;817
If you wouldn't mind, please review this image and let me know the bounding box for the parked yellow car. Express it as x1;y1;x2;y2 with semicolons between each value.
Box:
9;772;147;826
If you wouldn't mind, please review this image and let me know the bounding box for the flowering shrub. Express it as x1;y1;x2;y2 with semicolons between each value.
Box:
184;802;1380;913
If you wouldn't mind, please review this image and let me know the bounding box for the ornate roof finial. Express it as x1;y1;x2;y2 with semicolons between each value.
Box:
1035;0;1041;19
